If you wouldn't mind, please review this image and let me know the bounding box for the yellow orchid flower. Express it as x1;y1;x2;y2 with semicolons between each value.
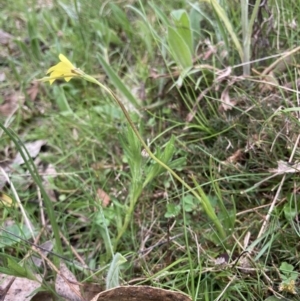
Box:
39;54;84;85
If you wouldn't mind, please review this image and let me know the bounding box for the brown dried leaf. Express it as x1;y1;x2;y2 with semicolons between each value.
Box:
0;274;42;301
31;240;53;268
0;92;24;117
0;30;14;46
0;276;15;301
27;81;40;102
31;291;53;301
13;140;46;165
91;286;192;301
82;283;103;301
259;71;279;93
269;160;300;174
97;188;110;207
218;87;237;112
215;67;232;82
55;262;83;301
225;149;243;164
0;72;5;82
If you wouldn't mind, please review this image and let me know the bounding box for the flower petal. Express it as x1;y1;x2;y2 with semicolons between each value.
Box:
59;54;75;69
47;62;70;74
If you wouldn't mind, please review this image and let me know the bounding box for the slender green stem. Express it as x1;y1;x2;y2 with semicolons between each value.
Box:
83;75;196;193
82;73;226;240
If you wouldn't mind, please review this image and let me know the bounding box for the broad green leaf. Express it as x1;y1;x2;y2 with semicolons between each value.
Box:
171;9;193;53
165;203;181;218
106;253;127;289
283;202;297;221
168;26;193;69
161;135;175;162
182;194;197;212
280;262;294;272
0;224;33;248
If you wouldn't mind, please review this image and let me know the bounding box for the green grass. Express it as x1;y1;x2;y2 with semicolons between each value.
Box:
0;0;300;300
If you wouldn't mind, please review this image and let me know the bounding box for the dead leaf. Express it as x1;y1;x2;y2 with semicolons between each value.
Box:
0;276;15;301
55;262;84;301
0;274;42;301
269;160;300;174
31;240;53;268
218;86;237;112
202;39;217;60
27;81;40;102
31;291;53;301
0;72;5;82
91;286;192;301
97;188;110;207
0;165;13;192
0;91;24;117
259;71;279;93
225;149;243;164
0;30;14;46
13;140;46;165
82;283;103;301
215;67;232;82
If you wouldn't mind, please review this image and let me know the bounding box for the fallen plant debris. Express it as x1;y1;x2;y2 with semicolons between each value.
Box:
55;262;84;301
91;286;192;301
269;160;300;174
0;91;24;117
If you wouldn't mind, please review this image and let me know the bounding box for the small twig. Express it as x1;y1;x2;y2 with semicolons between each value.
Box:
60;231;88;269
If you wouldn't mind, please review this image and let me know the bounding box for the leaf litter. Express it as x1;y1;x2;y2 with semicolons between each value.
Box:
55;262;84;301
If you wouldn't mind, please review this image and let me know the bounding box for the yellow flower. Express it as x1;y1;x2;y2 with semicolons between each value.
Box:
40;54;83;85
